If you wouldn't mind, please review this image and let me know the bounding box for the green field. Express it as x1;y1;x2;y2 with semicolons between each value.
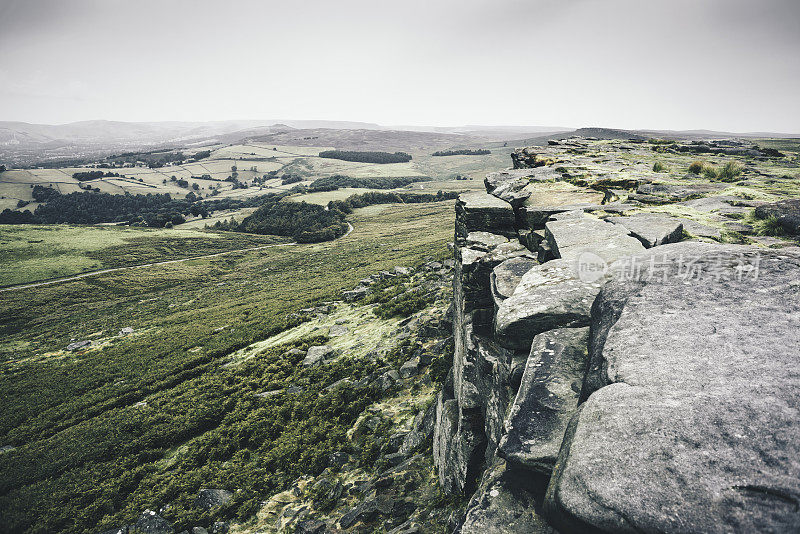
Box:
0;201;455;533
0;225;288;287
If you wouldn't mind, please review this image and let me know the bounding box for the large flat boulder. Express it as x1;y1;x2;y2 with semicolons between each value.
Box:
545;243;800;533
456;192;516;239
518;183;607;229
494;259;605;350
608;213;684;248
498;327;589;473
545;217;646;263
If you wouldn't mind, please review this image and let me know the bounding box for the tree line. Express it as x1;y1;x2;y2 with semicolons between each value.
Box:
318;150;412;164
72;170;122;181
431;149;491;156
307;175;431;192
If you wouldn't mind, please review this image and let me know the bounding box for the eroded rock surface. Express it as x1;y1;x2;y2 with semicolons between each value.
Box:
494;260;603;350
608;213;684;247
498;327;589;473
546;243;800;534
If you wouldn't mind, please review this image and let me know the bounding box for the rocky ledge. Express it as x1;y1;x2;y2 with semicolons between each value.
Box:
435;137;800;533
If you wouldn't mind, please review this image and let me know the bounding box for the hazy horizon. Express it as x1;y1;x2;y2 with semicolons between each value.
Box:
1;0;799;133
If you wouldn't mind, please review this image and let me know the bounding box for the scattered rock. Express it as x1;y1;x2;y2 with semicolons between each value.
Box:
342;287;370;302
399;358;420;379
302;345;335;367
295;519;328;534
66;340;91;351
119;327;134;336
195;488;233;510
129;510;173;534
328;324;348;337
755;199;800;235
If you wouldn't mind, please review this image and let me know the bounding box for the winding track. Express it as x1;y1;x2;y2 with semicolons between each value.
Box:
0;222;354;293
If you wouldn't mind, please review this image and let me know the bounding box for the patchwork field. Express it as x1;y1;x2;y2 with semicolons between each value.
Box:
0;142;512;210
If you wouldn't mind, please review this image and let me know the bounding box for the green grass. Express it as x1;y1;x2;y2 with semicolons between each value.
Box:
0;201;454;533
0;225;288;287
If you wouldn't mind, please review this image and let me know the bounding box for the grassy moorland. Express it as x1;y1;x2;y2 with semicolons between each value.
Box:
0;225;288;287
0;201;454;533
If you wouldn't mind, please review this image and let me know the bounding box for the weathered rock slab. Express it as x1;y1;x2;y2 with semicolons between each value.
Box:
494;259;604;350
608;213;684;247
498;327;589;473
545;243;800;534
456;192;516;239
490;256;539;305
545;217;645;263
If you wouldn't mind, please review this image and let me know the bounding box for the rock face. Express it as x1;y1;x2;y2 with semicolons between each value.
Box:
460;458;555;534
435;139;798;534
545;243;800;533
456;192;516;240
498;328;589;473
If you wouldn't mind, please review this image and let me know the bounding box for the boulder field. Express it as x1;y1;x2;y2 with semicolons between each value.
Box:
436;138;800;533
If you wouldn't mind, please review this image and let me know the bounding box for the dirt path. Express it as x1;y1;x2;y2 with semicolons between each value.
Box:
0;223;354;293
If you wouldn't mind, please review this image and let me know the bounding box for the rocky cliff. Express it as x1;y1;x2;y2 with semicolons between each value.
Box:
436;137;800;533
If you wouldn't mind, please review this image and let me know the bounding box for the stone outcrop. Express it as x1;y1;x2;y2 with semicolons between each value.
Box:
434;139;800;534
546;243;800;533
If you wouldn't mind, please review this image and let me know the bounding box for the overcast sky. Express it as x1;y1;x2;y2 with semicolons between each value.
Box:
0;0;798;132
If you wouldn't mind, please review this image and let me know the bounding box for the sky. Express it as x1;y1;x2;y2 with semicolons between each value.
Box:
0;0;799;132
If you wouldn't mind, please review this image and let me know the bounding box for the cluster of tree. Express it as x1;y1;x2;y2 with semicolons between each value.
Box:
431;149;491;156
307;174;431;192
0;164;6;173
318;150;412;164
280;174;304;185
327;190;459;214
193;150;211;160
225;200;349;243
0;186;192;227
105;149;188;168
72;170;121;181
